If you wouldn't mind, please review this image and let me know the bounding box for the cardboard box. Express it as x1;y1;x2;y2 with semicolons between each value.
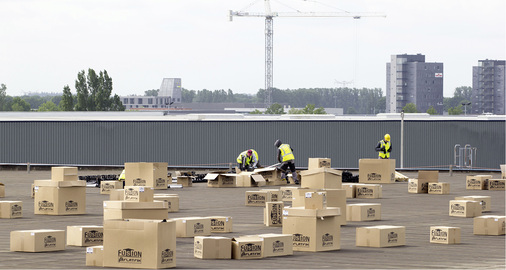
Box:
355;184;382;199
86;246;104;267
342;183;356;198
308;158;331;170
356;225;405;248
408;179;430;194
300;167;342;189
10;229;65;252
236;172;266;187
100;181;123;195
173;217;212;238
245;190;275;206
124;186;154;202
0;201;23;218
258;233;293;257
51;166;78;181
473;215;505;235
429;226;460;244
455;196;491;212
358;159;396;184
488;179;505;190
428;182;450;195
208;216;233;233
449;200;482;218
347;203;381;221
282;215;340;252
232;237;263;259
103;219;176;269
67;225;103;247
280;186;300;201
176;176;191;187
418;170;439;182
194;236;232;259
253;167;283;183
153;194;179;212
259;189;281;202
264;202;284;227
205;173;237;188
34;186;86;215
124;162;168;190
466;175;491;190
292;191;326;209
320;189;347;226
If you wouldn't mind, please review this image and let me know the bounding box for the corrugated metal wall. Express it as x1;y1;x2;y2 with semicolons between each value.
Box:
0;120;504;170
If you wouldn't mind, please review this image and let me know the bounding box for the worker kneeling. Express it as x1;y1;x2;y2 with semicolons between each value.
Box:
237;149;260;171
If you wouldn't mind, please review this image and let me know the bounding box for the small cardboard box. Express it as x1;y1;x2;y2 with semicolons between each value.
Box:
100;181;123;195
264;202;284;227
10;229;65;252
194;236;232;259
429;226;460;244
308;158;331;170
280;186;300;201
176;176;191;187
473;215;505;235
236;172;266;187
466;175;491;190
245;190;274;206
428;182;450;195
124;186;154;202
51;166;78;181
300;167;342;189
488;179;505;190
67;225;103;247
86;246;104;267
358;159;396;184
408;179;429;194
0;201;23;218
347;203;381;221
356;225;405;248
232;237;263;259
355;184;382;199
153;194;179;212
292;190;326;209
208;216;233;233
124;162;168;190
109;189;124;201
205;173;237;188
455;196;491;212
173;217;212;238
282;214;340;252
449;200;482;218
342;183;356;198
258;233;293;257
34;186;86;215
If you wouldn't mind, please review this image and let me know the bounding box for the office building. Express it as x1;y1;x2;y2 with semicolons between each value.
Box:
121;78;182;109
471;60;506;115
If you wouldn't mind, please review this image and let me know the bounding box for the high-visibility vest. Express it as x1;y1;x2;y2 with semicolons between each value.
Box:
279;144;295;162
378;140;391;159
119;169;126;181
237;151;252;165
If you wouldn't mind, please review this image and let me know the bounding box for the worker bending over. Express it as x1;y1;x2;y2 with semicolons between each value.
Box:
237;149;259;171
274;139;299;184
375;133;392;159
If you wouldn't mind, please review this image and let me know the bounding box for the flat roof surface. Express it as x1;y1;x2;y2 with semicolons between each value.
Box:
0;169;504;269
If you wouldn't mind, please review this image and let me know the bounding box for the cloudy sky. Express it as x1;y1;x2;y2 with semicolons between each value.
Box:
1;0;504;98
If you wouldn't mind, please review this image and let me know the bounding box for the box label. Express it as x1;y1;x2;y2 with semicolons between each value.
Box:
247;194;266;204
133;178;146;186
240;243;262;258
322;233;334;247
102;183;114;192
489;180;505;189
193;223;204;234
367;173;381;182
44;235;57;248
272;240;285;253
450;203;465;215
431;228;448;241
211;219;225;231
65;200;79;212
118;248;142;264
387;232;398;243
357;187;374;197
84;230;103;244
38;200;54;212
124;188;139;200
293;233;310;248
367;208;376;218
155;178;166;188
161;248;174;264
11;204;22;217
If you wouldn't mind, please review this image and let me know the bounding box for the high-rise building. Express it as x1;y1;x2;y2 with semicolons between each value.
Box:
471;60;506;115
386;54;444;114
121;78;182;109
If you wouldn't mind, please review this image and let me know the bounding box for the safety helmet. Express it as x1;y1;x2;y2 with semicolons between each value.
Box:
247;149;253;156
384;134;390;142
274;139;282;148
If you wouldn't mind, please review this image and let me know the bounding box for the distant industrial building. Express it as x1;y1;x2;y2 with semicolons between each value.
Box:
472;60;506;115
386;54;444;114
121;78;181;109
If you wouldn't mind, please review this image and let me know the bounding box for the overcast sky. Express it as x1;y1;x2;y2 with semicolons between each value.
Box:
1;0;505;98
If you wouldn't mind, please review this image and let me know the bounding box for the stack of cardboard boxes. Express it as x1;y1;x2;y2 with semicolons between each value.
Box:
408;171;439;194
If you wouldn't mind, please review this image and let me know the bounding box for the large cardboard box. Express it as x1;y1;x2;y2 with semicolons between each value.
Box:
429;226;460;244
347;203;381;221
455;196;491;212
231;237;263;259
356;225;406;248
258;233;293;257
86;246;104;267
51;166;78;181
103;219;176;269
103;200;168;220
173;217;212;238
176;176;191;187
408;179;430;194
473;215;505;235
280;186;300;202
264;202;284;227
34;186;86;215
300;167;342;189
153;194;179;212
245;190;275;206
466;175;491;190
109;189;124;201
67;225;103;247
205;173;237;188
358;159;396;184
208;216;233;233
124;186;154;202
428;182;450;195
100;181;123;195
236;172;266;187
0;201;23;218
194;236;232;259
449;200;482;218
124;162;168;190
10;229;65;252
342;183;356;198
355;184;382;199
488;179;505;190
308;158;331;170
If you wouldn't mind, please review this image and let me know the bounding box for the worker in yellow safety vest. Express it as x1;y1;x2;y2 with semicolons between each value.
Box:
274;139;299;184
236;149;260;171
119;169;125;181
375;134;392;159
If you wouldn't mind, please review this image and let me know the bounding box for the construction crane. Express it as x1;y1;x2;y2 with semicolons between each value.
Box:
229;0;386;107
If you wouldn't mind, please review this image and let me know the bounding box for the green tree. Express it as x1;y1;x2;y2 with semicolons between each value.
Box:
403;103;419;113
0;83;7;110
249;109;263;114
181;89;196;103
73;69;124;111
60;85;74;111
264;103;285;114
448;105;463;115
145;89;159;96
75;70;88;111
289;104;326;114
11;97;31;111
38;101;60;111
426;106;437;115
